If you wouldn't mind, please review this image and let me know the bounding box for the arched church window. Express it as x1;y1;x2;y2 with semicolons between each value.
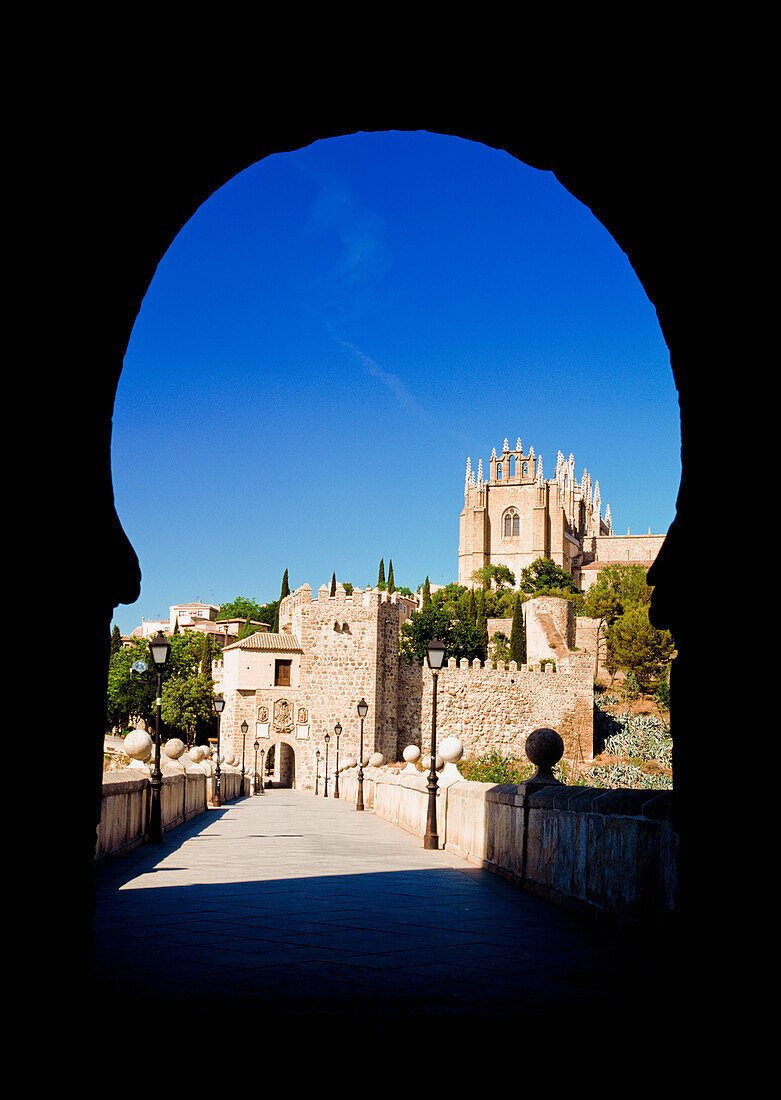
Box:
522;462;528;477
497;463;503;480
503;509;520;537
509;455;515;477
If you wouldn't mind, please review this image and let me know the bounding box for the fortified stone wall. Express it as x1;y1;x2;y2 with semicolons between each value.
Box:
221;585;596;787
397;656;594;765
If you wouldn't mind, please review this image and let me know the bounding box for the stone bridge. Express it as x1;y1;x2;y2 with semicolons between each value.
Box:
92;750;677;1017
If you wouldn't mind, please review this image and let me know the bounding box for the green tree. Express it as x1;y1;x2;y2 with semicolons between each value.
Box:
490;631;510;663
161;673;214;744
471;563;516;591
422;576;431;606
330;572;337;596
387;559;395;594
273;569;290;631
257;599;279;630
106;638;156;731
509;594;526;665
400;584;484;666
519;557;580;596
217;596;265;622
475;588;489;660
110;624;123;657
608;606;675;696
589;563;652;610
582;588;621;679
377;558;386;589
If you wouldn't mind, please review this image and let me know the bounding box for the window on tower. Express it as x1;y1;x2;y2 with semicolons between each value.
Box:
503;509;520;537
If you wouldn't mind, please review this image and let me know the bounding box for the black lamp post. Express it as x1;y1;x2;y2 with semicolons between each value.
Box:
240;719;248;796
333;722;342;798
323;732;331;797
356;698;368;811
253;737;260;795
259;747;265;792
211;695;225;807
315;749;321;795
424;637;446;850
147;630;171;844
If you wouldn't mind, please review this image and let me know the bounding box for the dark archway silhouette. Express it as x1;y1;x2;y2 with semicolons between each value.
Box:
48;100;733;1019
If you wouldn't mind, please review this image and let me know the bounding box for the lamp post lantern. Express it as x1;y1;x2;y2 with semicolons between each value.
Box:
211;695;225;808
147;630;171;844
323;732;331;797
333;722;342;798
356;698;368;811
424;637;446;849
240;720;248;796
315;749;321;795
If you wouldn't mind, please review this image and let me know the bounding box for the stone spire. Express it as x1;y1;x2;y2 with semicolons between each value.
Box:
516;437;522;451
465;456;472;492
477;458;484;487
536;454;544;484
503;438;510;452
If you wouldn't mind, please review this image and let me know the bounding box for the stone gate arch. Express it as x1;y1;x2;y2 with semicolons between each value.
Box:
60;102;732;1007
265;737;299;788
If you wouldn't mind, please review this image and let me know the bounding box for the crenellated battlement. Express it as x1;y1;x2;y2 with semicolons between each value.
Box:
401;654;591;679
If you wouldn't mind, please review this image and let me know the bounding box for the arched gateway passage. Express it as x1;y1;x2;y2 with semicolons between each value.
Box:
62;104;732;1019
266;741;296;789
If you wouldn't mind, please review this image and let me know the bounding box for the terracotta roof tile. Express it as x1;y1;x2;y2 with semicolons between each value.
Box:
223;632;302;653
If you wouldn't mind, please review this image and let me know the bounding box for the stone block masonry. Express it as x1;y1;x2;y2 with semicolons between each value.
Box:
219;586;597;790
398;655;594;765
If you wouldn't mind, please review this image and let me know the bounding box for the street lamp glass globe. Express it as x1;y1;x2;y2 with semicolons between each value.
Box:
426;636;447;670
149;631;171;667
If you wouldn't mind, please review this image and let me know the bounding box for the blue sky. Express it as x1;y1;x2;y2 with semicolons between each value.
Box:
110;130;680;634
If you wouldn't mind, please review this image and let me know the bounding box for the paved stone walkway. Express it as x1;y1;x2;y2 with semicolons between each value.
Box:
90;789;671;1017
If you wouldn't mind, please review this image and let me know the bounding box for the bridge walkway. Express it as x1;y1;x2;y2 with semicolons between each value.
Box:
90;788;671;1018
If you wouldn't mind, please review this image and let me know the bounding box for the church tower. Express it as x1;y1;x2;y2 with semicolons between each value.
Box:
458;438;613;589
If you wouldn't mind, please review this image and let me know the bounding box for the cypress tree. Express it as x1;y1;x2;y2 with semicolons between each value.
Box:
274;568;290;632
110;624;122;657
467;588;476;624
476;588;489;661
509;593;526;665
422;576;431;606
387;559;395;594
330;572;337;596
377;558;385;588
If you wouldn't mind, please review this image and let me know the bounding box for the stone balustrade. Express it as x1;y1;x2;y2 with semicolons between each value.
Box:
334;734;677;927
96;733;248;862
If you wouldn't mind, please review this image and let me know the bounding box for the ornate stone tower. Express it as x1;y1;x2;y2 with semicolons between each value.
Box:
458;437;613;589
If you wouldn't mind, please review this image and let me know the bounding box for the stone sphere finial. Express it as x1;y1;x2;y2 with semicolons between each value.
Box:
439;737;463;763
524;728;564;785
368;752;385;768
164;738;185;760
124;730;153;762
403;745;421;763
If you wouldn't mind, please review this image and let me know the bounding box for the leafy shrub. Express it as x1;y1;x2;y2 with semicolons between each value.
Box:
459;749;533;784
